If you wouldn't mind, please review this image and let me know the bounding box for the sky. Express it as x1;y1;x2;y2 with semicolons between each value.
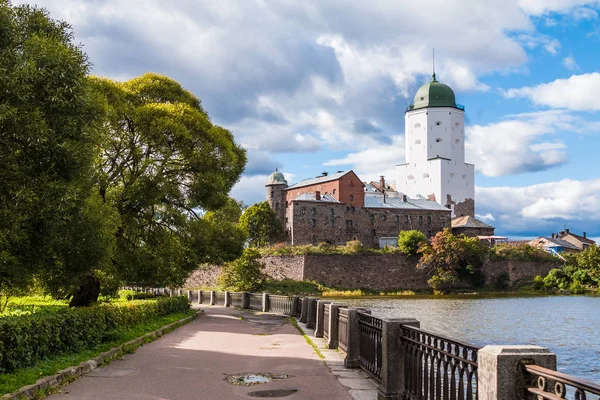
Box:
19;0;600;241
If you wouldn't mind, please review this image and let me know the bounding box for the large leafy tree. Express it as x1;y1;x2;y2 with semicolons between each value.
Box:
90;73;247;289
238;201;284;247
0;1;116;305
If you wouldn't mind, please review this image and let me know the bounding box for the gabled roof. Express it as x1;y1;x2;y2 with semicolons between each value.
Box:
557;232;596;245
286;170;364;190
535;237;580;250
452;215;494;229
364;194;450;211
294;193;340;203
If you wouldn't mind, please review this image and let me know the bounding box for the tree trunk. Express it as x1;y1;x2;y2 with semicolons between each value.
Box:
69;274;101;307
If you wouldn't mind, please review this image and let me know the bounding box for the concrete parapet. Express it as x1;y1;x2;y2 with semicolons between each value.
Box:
478;345;557;400
224;291;231;307
262;293;269;312
242;292;250;309
377;318;420;400
326;303;347;349
209;290;216;306
315;300;332;338
299;296;309;323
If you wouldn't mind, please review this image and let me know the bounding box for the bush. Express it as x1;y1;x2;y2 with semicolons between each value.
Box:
118;290;155;301
489;244;557;262
398;230;427;256
0;296;189;373
218;249;264;292
342;240;363;254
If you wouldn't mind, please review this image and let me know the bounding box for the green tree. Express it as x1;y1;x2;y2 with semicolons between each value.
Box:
89;73;247;293
218;248;264;292
418;228;487;292
398;230;427;256
238;201;284;247
0;1;116;306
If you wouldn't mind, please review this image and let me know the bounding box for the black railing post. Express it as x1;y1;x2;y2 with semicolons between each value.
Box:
478;345;556;400
315;300;332;338
377;318;419;400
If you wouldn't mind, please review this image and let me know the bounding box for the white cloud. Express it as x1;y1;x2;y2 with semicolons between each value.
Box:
515;34;561;55
505;73;600;111
518;0;599;15
465;110;580;176
562;56;580;71
476;213;496;221
572;6;599;20
477;178;600;236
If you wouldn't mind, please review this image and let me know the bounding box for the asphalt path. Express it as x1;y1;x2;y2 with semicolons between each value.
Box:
46;306;352;400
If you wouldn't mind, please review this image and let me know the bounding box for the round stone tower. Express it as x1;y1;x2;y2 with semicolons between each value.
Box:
266;169;288;223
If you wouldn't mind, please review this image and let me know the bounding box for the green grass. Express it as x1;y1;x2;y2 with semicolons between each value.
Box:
0;310;196;396
1;296;68;318
288;317;324;360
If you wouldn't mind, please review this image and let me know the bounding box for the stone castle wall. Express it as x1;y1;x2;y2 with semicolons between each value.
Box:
184;254;559;291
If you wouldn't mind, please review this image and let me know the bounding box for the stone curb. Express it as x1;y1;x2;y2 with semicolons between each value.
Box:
2;310;203;400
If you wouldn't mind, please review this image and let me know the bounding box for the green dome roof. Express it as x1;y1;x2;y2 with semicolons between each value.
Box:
267;170;287;185
408;74;459;111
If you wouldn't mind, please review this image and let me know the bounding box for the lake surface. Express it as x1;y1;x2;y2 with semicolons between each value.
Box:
334;295;600;382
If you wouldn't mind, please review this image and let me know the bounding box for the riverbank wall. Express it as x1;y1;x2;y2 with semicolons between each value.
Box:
185;254;559;291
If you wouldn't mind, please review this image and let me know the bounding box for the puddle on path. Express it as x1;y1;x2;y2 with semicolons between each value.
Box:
224;372;291;386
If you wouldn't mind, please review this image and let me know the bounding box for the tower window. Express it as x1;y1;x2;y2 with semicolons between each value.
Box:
455;122;460;127
407;175;414;180
455;139;460;143
423;173;429;178
415;140;421;144
436;121;442;126
419;216;423;225
349;194;354;201
333;189;337;195
414;123;421;128
427;216;431;225
301;207;306;214
271;190;274;198
312;207;317;214
395;215;400;224
435;138;442;143
381;215;387;221
275;202;279;210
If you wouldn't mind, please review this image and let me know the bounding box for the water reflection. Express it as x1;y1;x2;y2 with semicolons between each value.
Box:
337;295;600;382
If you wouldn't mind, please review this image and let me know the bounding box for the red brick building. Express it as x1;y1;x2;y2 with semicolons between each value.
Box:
266;170;452;247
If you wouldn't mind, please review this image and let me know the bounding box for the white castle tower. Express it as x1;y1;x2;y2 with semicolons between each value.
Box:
396;73;475;217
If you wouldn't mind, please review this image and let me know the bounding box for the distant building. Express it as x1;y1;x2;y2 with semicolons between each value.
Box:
555;229;595;251
451;215;495;237
529;236;581;255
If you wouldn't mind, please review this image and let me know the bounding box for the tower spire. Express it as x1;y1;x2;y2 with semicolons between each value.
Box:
432;48;436;81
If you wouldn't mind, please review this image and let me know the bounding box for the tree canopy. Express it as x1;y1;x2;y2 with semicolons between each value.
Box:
398;230;427;256
89;73;247;289
238;201;284;247
0;1;116;303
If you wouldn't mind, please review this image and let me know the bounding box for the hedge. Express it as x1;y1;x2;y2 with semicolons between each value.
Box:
0;296;189;373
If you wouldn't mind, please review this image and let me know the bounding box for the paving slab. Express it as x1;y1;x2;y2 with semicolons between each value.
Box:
46;306;352;400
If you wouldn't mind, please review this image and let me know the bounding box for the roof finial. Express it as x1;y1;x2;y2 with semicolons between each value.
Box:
275;167;278;172
432;48;436;81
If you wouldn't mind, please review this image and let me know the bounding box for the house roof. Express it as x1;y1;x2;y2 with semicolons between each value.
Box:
286;170;363;190
293;193;340;203
557;232;596;245
534;237;580;250
364;194;450;211
451;215;495;229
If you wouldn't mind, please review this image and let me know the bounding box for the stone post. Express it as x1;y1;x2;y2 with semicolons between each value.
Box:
326;303;347;349
377;318;420;400
187;290;192;301
306;298;318;329
291;296;299;317
299;296;309;323
343;308;370;368
224;291;231;307
262;293;269;312
242;292;250;309
315;300;332;338
197;290;203;305
210;290;216;306
478;346;557;400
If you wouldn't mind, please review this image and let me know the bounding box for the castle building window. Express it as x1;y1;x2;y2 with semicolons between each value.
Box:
346;206;350;212
312;219;316;227
405;215;409;223
333;189;337;195
271;190;274;198
381;215;386;221
436;121;442;126
427;230;432;238
312;207;317;214
349;194;354;201
351;207;355;212
346;219;353;227
418;216;423;225
331;208;335;215
435;138;442;143
370;214;375;222
330;218;335;227
395;215;400;224
371;229;376;236
275;202;279;210
301;207;306;214
427;216;431;225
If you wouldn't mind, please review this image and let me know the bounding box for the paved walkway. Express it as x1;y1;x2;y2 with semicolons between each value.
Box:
46;306;375;400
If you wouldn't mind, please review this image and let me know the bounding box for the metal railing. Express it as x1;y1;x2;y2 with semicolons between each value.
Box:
338;308;349;354
401;325;480;400
323;305;331;341
269;295;293;315
249;293;262;311
523;364;600;400
358;312;383;381
215;291;226;306
230;292;243;308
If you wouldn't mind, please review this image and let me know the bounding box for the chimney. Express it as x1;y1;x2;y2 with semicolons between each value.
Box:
315;191;321;200
565;228;570;234
322;171;328;177
379;175;386;191
402;194;407;203
551;233;555;239
584;232;587;238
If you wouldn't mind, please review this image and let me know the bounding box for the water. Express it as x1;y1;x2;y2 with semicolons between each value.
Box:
337;295;600;382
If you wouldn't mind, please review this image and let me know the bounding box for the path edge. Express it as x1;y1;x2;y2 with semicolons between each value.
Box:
2;310;203;400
